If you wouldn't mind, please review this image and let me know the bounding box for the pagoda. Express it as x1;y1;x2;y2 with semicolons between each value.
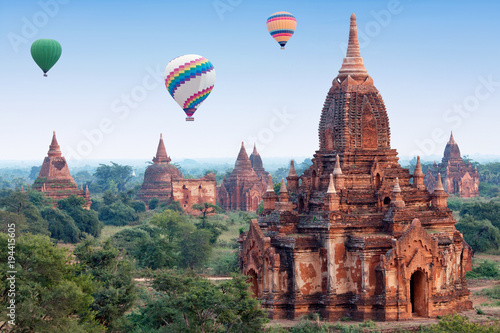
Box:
239;14;472;321
218;142;268;211
424;132;479;198
32;132;91;209
137;134;216;211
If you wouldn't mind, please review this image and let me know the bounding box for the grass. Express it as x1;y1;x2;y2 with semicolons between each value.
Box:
98;225;131;242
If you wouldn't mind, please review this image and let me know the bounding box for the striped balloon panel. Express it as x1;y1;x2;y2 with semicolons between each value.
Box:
266;11;296;47
164;54;216;116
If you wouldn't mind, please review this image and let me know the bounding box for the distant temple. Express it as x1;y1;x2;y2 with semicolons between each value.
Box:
249;144;270;185
239;14;472;321
217;143;269;212
32;131;91;209
137;134;216;211
424;132;479;198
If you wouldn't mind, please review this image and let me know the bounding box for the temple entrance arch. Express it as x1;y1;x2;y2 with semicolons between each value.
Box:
247;268;259;297
410;270;428;317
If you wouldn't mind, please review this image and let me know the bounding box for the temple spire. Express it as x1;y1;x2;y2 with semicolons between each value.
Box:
288;160;297;177
434;174;445;192
48;131;62;157
252;143;258;155
279;178;288;193
327;174;336;194
338;13;368;79
266;174;274;192
153;133;171;164
235;142;252;167
393;177;401;193
449;131;455;144
414;156;423;175
333;155;343;175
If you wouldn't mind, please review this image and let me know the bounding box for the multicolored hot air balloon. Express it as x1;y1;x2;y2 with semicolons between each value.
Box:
266;11;297;49
31;39;62;77
165;54;216;121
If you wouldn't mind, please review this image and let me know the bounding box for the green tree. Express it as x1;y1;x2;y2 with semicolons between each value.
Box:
0;211;27;234
148;197;159;209
98;201;137;226
151;209;186;242
162;199;184;212
0;234;105;332
110;228;150;255
456;215;500;252
58;195;102;238
41;207;81;243
28;165;41;180
74;239;136;329
135;235;178;270
131;200;146;212
460;202;500;229
0;190;49;236
192;202;222;228
179;228;213;269
127;271;267;332
93;162;133;193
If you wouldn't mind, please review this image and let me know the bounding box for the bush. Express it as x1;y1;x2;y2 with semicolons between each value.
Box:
447;197;463;211
422;314;500;332
162;200;184;213
111;228;150;254
480;285;500;299
456;216;500;252
131;200;146;213
98;201;137;226
460;202;500;229
41;207;80;243
148;197;159;210
467;260;500;279
210;251;239;275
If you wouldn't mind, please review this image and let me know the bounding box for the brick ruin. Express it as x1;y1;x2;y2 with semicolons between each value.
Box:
137;134;216;212
32;131;91;209
218;142;269;212
424;132;479;198
239;14;472;321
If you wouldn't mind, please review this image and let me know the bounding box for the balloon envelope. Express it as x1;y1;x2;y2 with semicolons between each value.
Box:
31;39;62;76
165;55;216;121
266;12;297;49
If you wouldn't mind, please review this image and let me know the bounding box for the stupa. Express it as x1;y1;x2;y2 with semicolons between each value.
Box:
239;14;472;321
32;132;91;209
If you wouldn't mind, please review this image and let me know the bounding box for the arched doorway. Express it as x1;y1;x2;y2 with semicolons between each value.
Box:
375;173;381;188
410;270;428;317
247;269;259;297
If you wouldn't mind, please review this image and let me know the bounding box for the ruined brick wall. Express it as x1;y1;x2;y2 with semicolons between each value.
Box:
172;174;217;212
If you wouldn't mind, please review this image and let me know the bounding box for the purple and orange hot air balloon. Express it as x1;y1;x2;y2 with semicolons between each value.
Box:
266;11;297;49
164;54;216;121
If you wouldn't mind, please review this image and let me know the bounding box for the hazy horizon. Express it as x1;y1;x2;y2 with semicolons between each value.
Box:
1;0;499;161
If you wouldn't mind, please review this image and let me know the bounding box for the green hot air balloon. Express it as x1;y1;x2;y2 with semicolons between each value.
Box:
31;39;62;77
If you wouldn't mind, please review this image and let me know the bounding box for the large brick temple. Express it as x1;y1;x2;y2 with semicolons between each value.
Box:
218;142;269;212
239;14;472;321
32;131;91;209
424;132;479;198
137;134;217;212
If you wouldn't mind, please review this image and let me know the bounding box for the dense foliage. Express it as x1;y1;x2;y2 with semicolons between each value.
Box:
127;270;268;332
0;234;105;332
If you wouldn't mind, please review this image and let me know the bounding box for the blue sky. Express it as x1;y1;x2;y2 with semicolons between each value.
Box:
1;0;499;163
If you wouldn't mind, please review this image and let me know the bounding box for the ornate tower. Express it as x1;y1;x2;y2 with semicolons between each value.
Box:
32;132;91;209
218;143;267;212
240;14;472;322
